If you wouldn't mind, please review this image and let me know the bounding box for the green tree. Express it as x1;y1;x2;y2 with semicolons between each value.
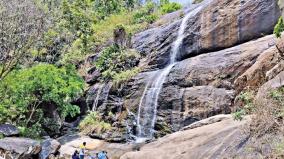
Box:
274;17;284;38
161;2;182;14
94;0;124;19
0;64;84;137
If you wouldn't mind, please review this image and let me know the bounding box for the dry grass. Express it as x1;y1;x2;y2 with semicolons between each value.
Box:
249;88;284;138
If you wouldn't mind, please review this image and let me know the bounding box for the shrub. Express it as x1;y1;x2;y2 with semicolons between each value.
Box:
0;64;84;138
132;2;158;24
274;17;284;38
145;14;158;23
93;12;147;46
95;45;121;72
161;2;182;14
95;46;140;81
113;67;141;88
249;87;284;138
18;123;43;139
79;111;112;135
233;91;255;120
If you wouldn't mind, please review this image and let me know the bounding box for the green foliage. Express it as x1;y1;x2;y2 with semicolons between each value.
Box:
79;111;111;135
132;2;158;24
274;17;284;38
18;123;43;139
0;64;84;138
95;45;121;72
233;109;246;121
270;87;284;118
233;91;255;121
95;45;140;80
32;0;164;65
92;12;147;46
94;0;124;20
113;67;141;88
161;2;182;14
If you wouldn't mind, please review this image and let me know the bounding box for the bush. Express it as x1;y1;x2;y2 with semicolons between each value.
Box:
132;2;158;24
95;46;140;81
79;111;111;135
95;45;121;72
18;123;43;139
161;2;182;14
249;87;284;138
274;17;284;38
145;14;158;23
113;67;141;88
0;64;84;138
233;91;255;120
93;12;148;46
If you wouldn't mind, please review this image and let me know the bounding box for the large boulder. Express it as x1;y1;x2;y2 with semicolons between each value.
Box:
0;124;19;137
58;135;133;159
133;0;280;69
121;115;255;159
0;137;41;159
235;46;281;92
40;139;61;159
256;71;284;100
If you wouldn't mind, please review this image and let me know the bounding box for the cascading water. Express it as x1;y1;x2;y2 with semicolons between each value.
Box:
135;5;203;142
92;84;103;111
91;83;112;111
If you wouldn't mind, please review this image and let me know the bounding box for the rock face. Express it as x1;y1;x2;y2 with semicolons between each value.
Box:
124;35;276;137
121;115;253;159
133;0;280;69
0;124;19;137
234;46;281;92
256;71;284;100
0;137;41;159
85;0;282;142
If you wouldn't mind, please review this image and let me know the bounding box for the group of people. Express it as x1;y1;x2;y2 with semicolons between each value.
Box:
72;142;109;159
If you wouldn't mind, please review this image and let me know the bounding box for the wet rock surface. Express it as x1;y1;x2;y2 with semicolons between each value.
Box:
84;0;283;146
132;0;280;69
124;35;276;136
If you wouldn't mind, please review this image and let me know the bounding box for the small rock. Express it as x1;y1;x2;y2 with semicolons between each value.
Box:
0;124;19;137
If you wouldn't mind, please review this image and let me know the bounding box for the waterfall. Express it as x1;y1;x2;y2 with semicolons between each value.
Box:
135;6;203;142
91;83;112;111
92;84;103;111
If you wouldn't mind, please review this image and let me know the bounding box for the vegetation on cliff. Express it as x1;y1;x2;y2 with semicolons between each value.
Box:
0;0;182;138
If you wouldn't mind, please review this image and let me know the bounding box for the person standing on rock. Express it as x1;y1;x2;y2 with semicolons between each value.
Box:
79;142;87;159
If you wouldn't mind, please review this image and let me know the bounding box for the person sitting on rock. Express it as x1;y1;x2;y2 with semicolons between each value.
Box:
97;151;108;159
72;150;80;159
79;142;87;159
